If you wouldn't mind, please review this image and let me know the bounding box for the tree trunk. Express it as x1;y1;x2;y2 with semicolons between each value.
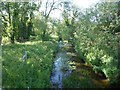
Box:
118;1;120;16
0;37;2;45
42;22;47;41
8;3;14;44
10;34;15;44
0;19;1;45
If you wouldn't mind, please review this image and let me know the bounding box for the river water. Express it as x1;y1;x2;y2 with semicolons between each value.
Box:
50;41;73;88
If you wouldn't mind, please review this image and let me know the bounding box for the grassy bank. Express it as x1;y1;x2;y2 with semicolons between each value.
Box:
63;71;97;88
2;41;57;88
63;67;109;88
63;47;109;88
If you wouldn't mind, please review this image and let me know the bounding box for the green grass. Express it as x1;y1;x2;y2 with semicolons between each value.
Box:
2;41;57;88
63;71;102;88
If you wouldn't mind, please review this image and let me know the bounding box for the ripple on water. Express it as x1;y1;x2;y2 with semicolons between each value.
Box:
51;51;72;88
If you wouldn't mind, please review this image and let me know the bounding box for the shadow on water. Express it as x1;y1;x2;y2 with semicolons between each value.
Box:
73;62;110;88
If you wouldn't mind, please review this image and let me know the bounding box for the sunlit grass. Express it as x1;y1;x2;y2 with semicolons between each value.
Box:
2;41;57;88
16;41;43;45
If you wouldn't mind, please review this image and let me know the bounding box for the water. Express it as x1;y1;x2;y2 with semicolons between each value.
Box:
51;41;109;88
51;41;72;88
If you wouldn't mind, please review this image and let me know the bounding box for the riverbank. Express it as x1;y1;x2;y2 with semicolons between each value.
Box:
2;41;57;88
63;46;109;88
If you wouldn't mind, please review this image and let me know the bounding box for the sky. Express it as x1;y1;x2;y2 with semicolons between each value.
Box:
73;0;99;8
37;0;100;19
50;0;100;19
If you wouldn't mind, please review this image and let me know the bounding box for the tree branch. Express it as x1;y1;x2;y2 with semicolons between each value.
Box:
46;0;55;19
45;0;49;17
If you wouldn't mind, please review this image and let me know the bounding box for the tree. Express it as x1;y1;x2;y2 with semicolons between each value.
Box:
0;4;2;45
62;1;79;45
0;24;1;45
40;0;62;40
1;1;38;43
73;2;120;87
16;2;38;42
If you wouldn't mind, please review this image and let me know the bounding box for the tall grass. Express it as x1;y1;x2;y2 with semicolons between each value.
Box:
2;41;57;88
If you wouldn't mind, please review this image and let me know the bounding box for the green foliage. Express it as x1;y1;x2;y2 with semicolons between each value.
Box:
1;2;38;43
74;2;120;87
1;0;120;88
2;41;57;88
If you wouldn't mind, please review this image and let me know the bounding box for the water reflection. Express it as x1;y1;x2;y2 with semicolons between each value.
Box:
51;41;72;88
